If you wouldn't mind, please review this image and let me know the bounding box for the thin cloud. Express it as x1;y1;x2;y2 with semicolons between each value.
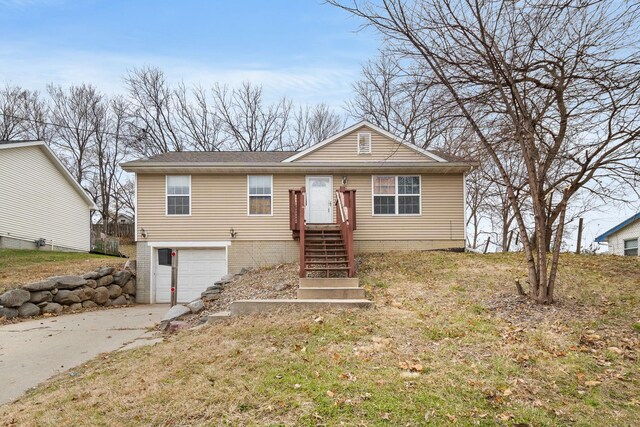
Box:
0;45;356;107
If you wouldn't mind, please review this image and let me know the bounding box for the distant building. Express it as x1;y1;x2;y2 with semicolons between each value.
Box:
595;213;640;256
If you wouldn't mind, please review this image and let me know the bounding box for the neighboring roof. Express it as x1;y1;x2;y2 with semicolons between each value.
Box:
282;120;447;163
0;140;97;209
139;151;296;163
595;213;640;242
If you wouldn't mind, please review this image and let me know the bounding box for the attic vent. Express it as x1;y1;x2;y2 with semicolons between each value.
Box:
357;132;372;154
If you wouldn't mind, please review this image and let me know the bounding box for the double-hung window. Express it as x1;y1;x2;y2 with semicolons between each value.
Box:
372;175;421;215
624;238;638;256
166;175;191;215
248;175;273;215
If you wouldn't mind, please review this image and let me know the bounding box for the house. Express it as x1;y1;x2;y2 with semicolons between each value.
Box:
122;121;474;304
0;141;97;252
595;213;640;256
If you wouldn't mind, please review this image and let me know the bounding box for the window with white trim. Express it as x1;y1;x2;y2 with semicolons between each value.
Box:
166;175;190;215
357;132;372;154
248;175;272;215
372;175;420;215
624;238;638;256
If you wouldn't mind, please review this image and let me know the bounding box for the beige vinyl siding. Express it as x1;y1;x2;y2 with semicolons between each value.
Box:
0;146;91;251
295;125;434;163
137;174;306;241
136;172;464;242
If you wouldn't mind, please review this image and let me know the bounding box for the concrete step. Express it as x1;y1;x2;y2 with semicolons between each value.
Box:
297;287;365;299
206;311;231;324
299;278;360;288
230;299;373;315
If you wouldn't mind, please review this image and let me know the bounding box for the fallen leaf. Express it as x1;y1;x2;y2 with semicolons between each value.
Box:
326;390;334;397
293;384;301;389
380;412;391;420
585;380;601;387
503;388;513;396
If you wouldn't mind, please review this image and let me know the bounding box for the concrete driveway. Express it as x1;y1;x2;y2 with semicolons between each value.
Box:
0;305;168;405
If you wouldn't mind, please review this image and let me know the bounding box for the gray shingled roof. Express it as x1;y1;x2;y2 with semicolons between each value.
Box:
140;151;297;163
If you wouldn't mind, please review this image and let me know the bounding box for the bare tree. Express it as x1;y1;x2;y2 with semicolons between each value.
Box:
0;85;48;141
212;82;291;151
289;103;344;149
90;96;129;224
330;0;640;303
174;83;224;151
48;84;103;185
125;66;184;156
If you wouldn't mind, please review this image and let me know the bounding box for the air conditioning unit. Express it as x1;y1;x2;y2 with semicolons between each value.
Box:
35;238;46;247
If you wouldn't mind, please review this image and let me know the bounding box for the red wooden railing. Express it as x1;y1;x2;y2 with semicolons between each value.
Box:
289;187;306;277
336;186;357;277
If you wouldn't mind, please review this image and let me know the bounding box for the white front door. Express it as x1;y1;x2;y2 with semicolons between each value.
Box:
306;176;333;223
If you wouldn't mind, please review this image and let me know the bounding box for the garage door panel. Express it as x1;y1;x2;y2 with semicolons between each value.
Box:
154;248;227;303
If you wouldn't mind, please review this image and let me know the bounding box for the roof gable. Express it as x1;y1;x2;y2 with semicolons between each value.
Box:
283;121;447;163
595;213;640;242
0;141;97;209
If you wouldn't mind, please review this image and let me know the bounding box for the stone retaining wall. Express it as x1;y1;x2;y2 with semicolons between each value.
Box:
0;264;136;320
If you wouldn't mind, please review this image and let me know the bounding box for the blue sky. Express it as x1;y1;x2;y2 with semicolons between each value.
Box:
0;0;379;105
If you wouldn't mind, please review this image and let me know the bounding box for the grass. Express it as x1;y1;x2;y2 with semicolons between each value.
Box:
1;251;639;426
0;249;127;294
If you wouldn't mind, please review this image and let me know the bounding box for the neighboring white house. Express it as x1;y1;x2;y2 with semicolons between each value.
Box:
0;141;97;252
595;213;640;257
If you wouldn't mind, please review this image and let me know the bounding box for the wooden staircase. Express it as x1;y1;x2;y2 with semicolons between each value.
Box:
288;186;369;302
304;224;350;278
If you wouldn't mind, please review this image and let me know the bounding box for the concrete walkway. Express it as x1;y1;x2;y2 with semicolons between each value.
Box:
0;305;168;405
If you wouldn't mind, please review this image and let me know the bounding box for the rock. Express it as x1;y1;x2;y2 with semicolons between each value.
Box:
112;270;132;286
202;288;222;296
68;303;83;311
124;260;136;274
22;279;56;292
239;267;252;275
103;298;112;307
41;302;63;314
217;274;236;285
206;284;223;291
85;279;97;289
121;279;136;295
30;290;53;304
107;285;122;298
50;275;87;290
111;295;128;306
167;320;190;333
82;300;98;309
51;288;58;295
272;283;288;292
93;287;109;305
96;275;114;288
0;289;31;307
53;290;81;305
187;300;205;314
96;267;115;277
18;302;41;317
0;306;19;319
82;271;101;280
202;293;221;302
74;287;95;302
160;305;191;330
36;301;49;308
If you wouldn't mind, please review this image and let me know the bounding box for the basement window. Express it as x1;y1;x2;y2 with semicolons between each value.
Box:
624;239;638;256
357;132;372;154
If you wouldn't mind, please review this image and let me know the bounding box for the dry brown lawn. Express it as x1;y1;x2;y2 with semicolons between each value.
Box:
1;251;638;426
0;249;128;294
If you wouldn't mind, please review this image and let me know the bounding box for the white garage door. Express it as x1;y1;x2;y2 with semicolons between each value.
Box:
155;248;227;303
